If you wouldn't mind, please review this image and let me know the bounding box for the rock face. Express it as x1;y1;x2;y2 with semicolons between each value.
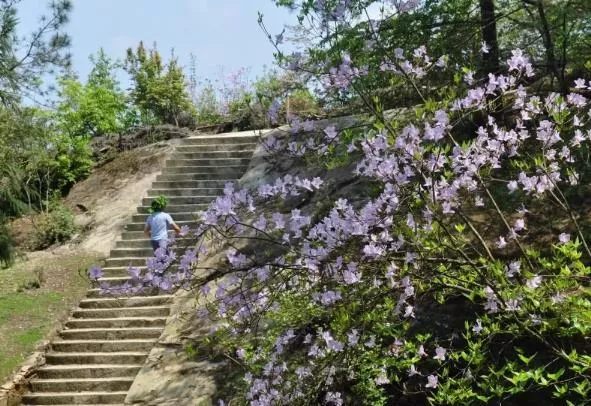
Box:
90;125;195;165
124;116;380;404
124;291;221;406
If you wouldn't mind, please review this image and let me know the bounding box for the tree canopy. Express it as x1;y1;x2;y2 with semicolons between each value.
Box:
125;41;194;126
56;49;138;138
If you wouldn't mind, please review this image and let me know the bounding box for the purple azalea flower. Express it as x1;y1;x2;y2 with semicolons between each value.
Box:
558;233;570;244
88;265;103;280
127;267;141;279
426;374;438;389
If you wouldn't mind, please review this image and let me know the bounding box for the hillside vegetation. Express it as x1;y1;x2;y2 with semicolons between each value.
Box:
1;0;591;404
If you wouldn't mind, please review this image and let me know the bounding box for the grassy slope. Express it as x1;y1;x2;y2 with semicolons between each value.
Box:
0;251;103;380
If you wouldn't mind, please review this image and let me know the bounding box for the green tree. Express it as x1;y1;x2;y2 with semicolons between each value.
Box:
0;107;92;216
55;49;137;139
269;0;591;110
124;42;194;126
194;79;224;125
0;0;72;106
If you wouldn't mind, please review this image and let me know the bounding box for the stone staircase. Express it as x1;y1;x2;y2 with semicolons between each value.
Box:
21;133;259;405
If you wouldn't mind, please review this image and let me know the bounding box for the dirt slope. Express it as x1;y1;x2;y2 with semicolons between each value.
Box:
66;139;179;256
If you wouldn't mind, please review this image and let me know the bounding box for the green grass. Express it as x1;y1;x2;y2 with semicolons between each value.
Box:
0;251;104;381
0;292;64;378
0;292;63;321
0;356;21;380
15;328;44;346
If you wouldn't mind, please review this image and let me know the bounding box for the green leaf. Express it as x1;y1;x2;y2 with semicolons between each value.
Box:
517;352;536;366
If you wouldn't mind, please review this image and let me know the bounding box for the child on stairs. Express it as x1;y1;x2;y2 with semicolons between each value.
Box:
143;196;181;252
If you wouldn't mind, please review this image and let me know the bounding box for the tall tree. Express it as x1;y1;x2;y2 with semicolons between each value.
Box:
125;42;193;126
0;106;92;215
56;49;136;138
0;0;72;106
479;0;500;74
269;0;591;101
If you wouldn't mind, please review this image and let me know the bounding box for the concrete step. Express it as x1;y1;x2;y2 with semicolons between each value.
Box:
121;230;166;240
147;187;223;196
30;377;134;392
22;390;127;404
50;339;157;353
78;296;172;309
140;196;214;207
86;286;164;298
65;317;166;329
136;204;207;214
97;265;145;277
151;178;231;188
109;247;161;258
156;173;238;182
109;245;194;258
23;403;125;406
60;327;163;340
95;276;133;284
45;352;148;365
72;306;170;319
161;165;247;174
98;266;147;278
107;247;193;259
36;364;142;379
182;135;258;145
175;142;256;152
173;150;253;159
131;212;199;223
115;239;153;249
97;265;177;278
165;157;251;167
103;257;146;267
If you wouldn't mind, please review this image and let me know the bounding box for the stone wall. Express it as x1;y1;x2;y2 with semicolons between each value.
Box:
0;346;47;406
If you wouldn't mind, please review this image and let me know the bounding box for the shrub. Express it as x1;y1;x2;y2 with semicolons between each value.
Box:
94;4;591;404
30;203;78;250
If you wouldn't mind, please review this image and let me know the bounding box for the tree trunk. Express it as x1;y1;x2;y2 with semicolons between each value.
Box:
534;0;567;94
479;0;500;75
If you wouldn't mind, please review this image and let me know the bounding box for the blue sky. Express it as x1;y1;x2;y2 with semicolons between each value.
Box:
17;0;294;88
